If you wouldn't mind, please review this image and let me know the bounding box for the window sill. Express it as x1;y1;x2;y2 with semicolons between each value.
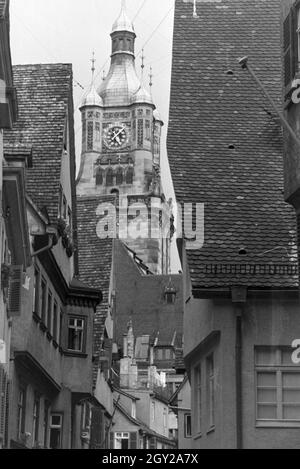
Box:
46;332;52;342
206;426;215;435
64;350;88;359
193;432;202;441
256;420;300;428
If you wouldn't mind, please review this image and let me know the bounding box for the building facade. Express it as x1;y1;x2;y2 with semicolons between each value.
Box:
4;63;102;449
167;0;300;449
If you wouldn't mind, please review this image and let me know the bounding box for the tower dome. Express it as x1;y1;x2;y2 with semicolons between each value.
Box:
131;84;154;106
81;83;103;108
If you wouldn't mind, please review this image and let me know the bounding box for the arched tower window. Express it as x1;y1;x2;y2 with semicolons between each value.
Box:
106;167;114;187
126;166;134;185
116;167;123;185
95;166;103;186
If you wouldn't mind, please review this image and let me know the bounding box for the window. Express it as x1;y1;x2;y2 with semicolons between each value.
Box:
68;317;85;352
87;122;94;151
52;301;58;342
207;354;215;429
163;409;167;432
49;414;63;449
62;196;67;220
32;394;40;446
131;401;136;419
59;310;63;346
95;122;100;142
17;388;26;439
106;168;114;187
43;401;50;448
95;166;103;186
184;414;192;438
126;166;134;185
116;167;123;185
255;346;300;425
138;119;143;146
194;365;201;434
114;432;129;450
145;120;151;140
151;401;155;422
41;279;47;324
47;292;52;332
33;268;40;314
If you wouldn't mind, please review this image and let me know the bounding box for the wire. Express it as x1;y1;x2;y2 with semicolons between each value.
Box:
132;0;148;21
136;5;174;57
14;13;85;91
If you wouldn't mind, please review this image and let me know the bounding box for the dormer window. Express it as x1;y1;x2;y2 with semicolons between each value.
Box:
164;278;177;304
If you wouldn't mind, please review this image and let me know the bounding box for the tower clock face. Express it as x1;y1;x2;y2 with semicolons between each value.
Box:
104;123;129;149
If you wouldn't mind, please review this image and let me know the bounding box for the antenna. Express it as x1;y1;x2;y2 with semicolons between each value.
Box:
149;66;153;90
141;49;145;79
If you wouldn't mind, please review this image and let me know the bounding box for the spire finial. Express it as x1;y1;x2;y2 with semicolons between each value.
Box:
102;70;106;81
149;66;153;90
141;49;145;79
91;51;96;81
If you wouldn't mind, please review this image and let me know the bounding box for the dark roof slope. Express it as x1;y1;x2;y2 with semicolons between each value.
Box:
4;64;72;223
167;0;298;289
77;195;115;383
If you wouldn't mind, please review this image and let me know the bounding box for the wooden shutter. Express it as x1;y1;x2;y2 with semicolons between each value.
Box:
283;8;298;88
8;265;23;317
130;431;137;449
110;431;114;449
90;407;103;449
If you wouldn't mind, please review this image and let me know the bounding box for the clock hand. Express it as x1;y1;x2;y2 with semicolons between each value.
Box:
114;126;126;139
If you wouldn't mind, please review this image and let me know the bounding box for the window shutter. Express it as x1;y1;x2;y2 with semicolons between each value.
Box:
149;436;156;449
8;265;23;317
130;431;137;449
110;431;114;449
90;408;103;449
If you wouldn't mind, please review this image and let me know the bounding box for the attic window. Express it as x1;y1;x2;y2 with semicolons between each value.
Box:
164;278;177;304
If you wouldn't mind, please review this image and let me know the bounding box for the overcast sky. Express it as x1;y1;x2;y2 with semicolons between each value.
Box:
10;0;181;271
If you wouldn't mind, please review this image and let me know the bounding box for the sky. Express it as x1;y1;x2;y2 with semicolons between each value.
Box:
9;0;181;271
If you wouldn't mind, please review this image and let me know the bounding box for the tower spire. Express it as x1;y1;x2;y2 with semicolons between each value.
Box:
141;49;145;80
149;66;153;92
90;51;96;82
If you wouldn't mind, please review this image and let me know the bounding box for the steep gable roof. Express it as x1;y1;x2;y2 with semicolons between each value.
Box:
4;64;73;224
167;0;298;289
76;195;115;384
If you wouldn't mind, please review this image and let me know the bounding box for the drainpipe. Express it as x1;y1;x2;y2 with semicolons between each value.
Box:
235;306;243;449
231;286;247;450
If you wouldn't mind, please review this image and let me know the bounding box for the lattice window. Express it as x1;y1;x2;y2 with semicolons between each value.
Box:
138;119;144;147
87;122;93;151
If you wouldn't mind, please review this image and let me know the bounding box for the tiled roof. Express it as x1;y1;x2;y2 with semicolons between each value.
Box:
167;0;298;289
76;195;115;384
4;64;72;224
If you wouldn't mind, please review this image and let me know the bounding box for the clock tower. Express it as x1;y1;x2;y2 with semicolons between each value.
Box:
77;0;170;274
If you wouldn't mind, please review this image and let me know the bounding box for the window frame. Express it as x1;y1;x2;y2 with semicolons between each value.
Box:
67;316;86;353
32;393;41;446
255;346;300;428
184;413;192;439
49;413;63;449
17;386;26;440
194;364;202;436
206;354;215;431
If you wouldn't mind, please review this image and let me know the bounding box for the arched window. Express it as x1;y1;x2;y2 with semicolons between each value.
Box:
116;167;123;185
106;167;114;187
126;166;134;185
95;166;103;186
87;122;93;151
